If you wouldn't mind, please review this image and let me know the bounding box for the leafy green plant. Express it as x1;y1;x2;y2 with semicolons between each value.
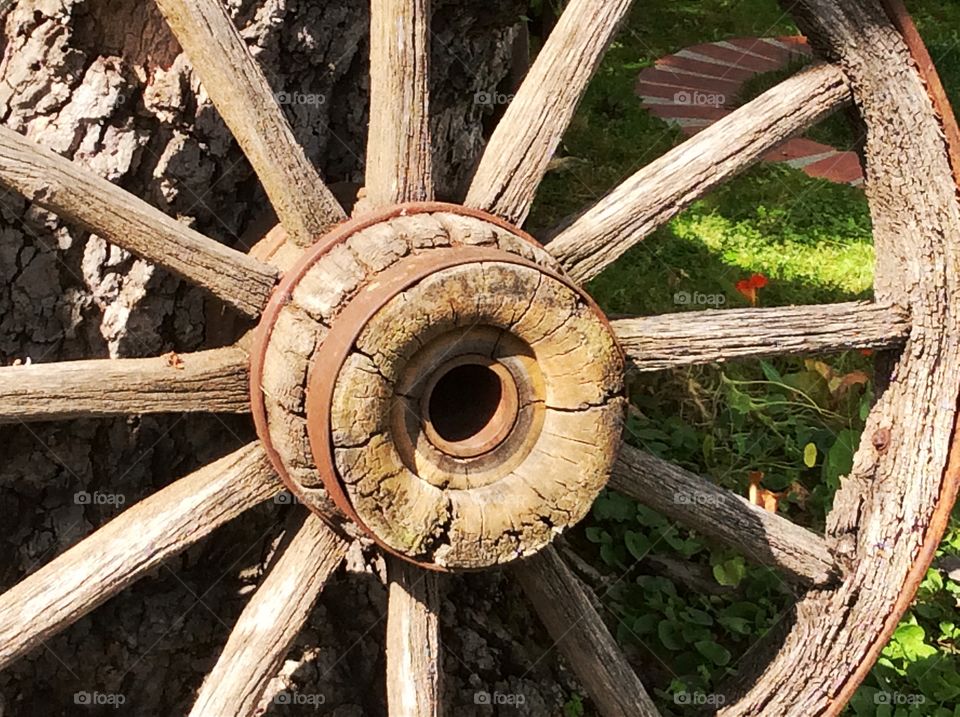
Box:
527;0;960;712
563;693;586;717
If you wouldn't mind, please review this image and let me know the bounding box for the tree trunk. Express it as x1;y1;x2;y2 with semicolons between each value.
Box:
0;2;590;715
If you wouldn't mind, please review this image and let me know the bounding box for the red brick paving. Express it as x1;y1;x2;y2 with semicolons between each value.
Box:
634;36;865;186
656;54;758;83
636;68;743;96
724;37;792;63
636;81;731;103
648;104;732;122
685;43;783;73
804;152;865;184
725;37;810;65
763;137;838;163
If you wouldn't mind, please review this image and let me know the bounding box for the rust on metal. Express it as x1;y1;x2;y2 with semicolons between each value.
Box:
881;0;960;188
250;201;622;570
419;355;521;459
305;245;570;570
827;2;960;713
250;201;555;481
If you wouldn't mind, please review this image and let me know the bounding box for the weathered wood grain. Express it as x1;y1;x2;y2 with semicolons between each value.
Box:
0;347;250;423
547;64;852;282
718;1;960;713
613;302;910;372
189;511;348;717
465;0;633;225
0;126;278;316
0;443;282;670
610;443;841;586
250;207;623;570
154;0;346;245
513;547;661;717
329;253;624;568
386;559;441;717
365;0;433;207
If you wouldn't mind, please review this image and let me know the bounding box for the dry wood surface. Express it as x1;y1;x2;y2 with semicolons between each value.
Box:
548;64;851;283
0;126;278;316
0;347;250;422
0;443;282;670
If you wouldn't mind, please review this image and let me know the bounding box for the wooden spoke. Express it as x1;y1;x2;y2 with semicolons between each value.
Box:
0;126;278;317
610;443;840;586
613;302;910;372
154;0;346;244
386;559;441;717
365;0;433;207
717;1;960;712
547;64;852;283
0;443;282;670
465;0;634;225
0;347;250;423
513;547;661;717
189;511;348;717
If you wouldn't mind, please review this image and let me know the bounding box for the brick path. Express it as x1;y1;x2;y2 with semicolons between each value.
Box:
636;36;864;186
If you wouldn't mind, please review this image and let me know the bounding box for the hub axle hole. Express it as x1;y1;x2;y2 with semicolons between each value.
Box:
422;358;519;458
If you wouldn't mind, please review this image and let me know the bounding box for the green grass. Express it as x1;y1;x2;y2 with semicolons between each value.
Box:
523;0;960;713
737;58;864;149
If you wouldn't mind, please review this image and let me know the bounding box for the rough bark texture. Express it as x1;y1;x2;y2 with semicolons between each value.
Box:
188;511;348;717
154;0;347;246
0;442;282;670
0;124;279;316
0;2;595;716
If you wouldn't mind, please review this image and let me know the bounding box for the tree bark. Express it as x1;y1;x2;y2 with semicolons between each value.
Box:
0;2;558;715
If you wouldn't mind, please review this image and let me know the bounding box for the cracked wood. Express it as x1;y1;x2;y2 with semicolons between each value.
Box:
611;443;841;586
154;0;346;245
0;443;283;670
612;302;910;372
365;0;433;207
548;64;852;283
465;0;634;225
386;558;442;717
0;347;250;423
718;1;960;713
0;125;278;317
189;511;348;717
513;546;660;717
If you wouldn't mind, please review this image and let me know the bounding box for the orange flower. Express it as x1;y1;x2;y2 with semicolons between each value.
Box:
735;273;769;306
748;471;784;513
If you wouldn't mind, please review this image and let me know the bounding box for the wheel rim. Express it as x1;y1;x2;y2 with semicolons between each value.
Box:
0;0;956;714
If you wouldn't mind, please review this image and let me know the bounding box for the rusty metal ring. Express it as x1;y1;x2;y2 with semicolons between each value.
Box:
829;2;960;712
249;202;624;570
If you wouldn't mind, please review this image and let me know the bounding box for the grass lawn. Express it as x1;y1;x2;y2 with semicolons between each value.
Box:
524;1;960;714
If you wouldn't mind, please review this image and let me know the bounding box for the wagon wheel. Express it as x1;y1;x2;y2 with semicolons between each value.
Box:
0;0;958;714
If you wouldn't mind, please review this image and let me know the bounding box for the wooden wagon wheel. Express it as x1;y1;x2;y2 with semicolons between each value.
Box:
0;0;958;714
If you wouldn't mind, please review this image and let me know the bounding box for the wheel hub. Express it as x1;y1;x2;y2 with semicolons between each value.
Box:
250;203;626;570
